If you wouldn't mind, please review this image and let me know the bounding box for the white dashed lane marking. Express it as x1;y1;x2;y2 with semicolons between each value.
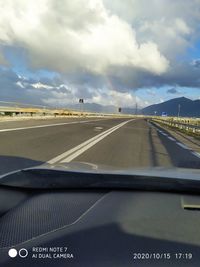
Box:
168;137;176;141
151;122;200;160
176;142;190;150
191;152;200;159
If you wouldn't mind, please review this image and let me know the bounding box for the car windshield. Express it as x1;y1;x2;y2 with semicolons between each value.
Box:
0;0;200;178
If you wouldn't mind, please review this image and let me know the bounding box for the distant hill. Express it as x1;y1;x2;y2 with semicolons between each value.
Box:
142;97;200;117
68;103;138;114
68;103;117;113
120;107;138;114
66;97;200;117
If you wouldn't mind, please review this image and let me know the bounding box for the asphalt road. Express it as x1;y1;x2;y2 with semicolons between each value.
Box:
0;117;200;175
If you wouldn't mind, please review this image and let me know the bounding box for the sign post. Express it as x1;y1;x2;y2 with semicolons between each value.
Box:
79;99;84;114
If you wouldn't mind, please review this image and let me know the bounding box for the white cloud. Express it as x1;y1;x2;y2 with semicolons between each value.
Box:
16;81;25;88
0;0;200;108
90;89;138;107
35;81;138;108
138;18;192;58
0;0;168;75
31;82;54;89
103;0;199;59
175;18;191;35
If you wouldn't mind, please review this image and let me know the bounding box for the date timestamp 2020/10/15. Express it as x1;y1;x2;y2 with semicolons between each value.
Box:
133;252;193;261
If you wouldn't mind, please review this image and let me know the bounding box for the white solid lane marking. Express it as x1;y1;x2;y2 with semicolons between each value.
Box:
0;119;107;133
61;120;134;163
176;142;189;150
168;137;176;141
48;119;134;164
191;151;200;159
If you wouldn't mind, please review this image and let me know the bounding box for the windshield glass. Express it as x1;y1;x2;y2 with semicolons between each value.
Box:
0;0;200;176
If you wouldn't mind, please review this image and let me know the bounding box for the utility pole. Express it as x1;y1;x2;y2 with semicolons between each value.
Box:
178;104;181;118
135;102;138;115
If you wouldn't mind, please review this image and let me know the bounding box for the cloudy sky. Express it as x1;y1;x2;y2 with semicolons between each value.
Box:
0;0;200;109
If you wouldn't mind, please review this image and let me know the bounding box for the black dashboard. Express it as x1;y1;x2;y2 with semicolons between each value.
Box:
0;185;200;267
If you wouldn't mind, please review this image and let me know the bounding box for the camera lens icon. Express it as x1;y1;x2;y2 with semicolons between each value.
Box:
8;248;17;258
19;248;28;258
8;248;28;258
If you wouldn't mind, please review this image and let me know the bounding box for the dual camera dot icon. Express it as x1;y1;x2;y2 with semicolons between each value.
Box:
8;248;28;258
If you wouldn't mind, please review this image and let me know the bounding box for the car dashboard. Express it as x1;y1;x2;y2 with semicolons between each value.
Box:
0;184;200;267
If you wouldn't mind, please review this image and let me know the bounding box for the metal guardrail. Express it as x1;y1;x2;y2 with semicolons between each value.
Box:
152;118;200;134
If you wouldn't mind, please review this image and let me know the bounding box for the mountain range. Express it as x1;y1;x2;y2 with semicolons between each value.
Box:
142;97;200;117
67;97;200;117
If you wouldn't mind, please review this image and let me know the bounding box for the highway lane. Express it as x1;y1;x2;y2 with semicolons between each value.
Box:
70;119;172;168
0;117;200;175
0;117;130;174
59;119;200;168
0;117;106;131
